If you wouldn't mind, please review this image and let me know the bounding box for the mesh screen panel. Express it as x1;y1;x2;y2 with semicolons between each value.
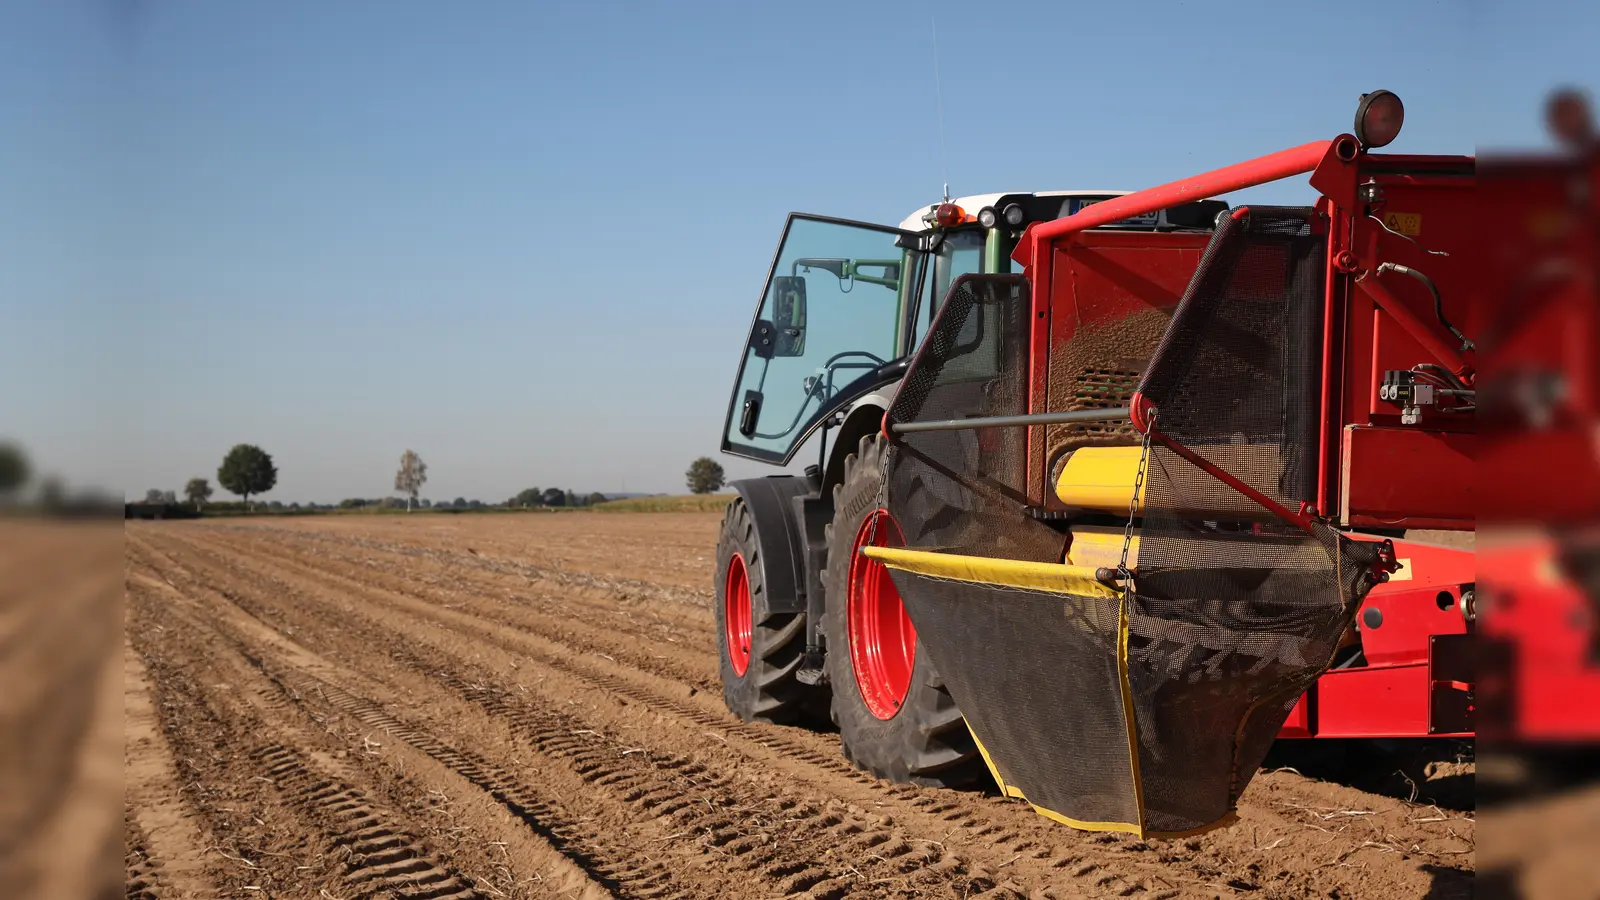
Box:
1130;208;1380;832
888;573;1140;828
886;275;1063;563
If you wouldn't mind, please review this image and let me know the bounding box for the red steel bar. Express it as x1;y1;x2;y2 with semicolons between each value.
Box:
1356;274;1474;379
1013;139;1334;266
1147;429;1318;534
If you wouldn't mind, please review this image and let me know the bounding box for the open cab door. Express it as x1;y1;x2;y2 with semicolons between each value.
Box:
722;214;927;464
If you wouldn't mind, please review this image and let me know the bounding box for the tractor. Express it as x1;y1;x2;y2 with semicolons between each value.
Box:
714;90;1478;834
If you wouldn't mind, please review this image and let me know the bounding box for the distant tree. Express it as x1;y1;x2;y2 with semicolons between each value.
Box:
289;502;301;510
685;456;726;495
586;491;608;506
513;487;543;508
378;497;405;510
145;489;164;503
184;477;213;511
452;497;467;508
0;443;29;497
540;487;566;507
467;499;484;509
218;444;277;511
565;489;579;507
267;500;284;510
418;498;432;509
394;449;428;511
339;498;368;509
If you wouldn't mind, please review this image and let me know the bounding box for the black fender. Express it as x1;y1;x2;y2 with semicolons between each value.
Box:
727;476;815;615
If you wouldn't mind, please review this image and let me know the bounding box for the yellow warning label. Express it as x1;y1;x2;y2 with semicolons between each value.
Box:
1382;211;1422;236
1390;558;1413;581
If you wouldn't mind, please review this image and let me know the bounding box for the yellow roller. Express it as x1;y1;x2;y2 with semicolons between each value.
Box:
1054;444;1284;521
1064;525;1138;569
1053;447;1143;512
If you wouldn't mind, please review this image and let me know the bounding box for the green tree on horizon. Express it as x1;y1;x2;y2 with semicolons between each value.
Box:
685;456;726;495
218;444;278;511
185;477;213;511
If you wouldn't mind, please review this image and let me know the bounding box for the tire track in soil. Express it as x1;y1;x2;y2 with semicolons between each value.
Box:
155;529;915;790
133;524;1474;899
290;670;935;899
124;820;161;900
123;636;221;900
173;527;722;693
135;530;1173;898
128;565;704;900
252;742;490;900
129;582;523;899
210;522;715;623
133;535;1021;899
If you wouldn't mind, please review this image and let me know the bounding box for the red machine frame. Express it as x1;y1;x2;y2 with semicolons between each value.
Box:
1012;134;1477;739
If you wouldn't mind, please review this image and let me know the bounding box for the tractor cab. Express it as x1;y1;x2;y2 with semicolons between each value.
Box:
720;191;1192;465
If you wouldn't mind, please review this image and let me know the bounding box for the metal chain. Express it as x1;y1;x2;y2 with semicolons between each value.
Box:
1117;409;1156;593
867;438;892;549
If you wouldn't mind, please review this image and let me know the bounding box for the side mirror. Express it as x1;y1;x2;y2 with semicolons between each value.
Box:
770;275;807;357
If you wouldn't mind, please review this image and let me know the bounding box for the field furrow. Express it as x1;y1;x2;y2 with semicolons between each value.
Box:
124;516;1475;899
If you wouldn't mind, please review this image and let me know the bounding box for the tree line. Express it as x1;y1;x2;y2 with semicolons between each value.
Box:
141;444;716;515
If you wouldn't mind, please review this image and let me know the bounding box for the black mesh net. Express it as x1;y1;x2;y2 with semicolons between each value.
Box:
1129;207;1381;833
875;214;1383;837
885;274;1064;563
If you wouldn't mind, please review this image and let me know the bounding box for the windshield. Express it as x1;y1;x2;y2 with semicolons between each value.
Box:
723;216;923;462
912;227;987;346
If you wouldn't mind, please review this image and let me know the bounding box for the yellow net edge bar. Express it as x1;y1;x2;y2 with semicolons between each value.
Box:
860;546;1120;600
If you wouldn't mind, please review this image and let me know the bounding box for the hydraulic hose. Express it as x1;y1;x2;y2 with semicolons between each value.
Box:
1375;262;1474;352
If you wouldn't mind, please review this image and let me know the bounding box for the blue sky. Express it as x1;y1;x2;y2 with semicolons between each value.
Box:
1;0;1593;502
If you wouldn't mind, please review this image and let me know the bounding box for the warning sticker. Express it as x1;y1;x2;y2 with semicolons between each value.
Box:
1382;211;1422;236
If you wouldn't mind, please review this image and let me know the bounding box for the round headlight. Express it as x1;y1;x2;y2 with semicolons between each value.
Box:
977;206;998;229
1002;203;1026;227
1354;90;1404;149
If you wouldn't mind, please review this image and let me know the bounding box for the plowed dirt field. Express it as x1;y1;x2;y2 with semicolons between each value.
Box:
123;514;1474;899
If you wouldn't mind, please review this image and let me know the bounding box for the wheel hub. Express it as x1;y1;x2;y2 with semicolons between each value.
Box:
847;510;916;720
724;553;752;676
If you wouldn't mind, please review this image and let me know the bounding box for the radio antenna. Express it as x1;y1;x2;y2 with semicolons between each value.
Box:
931;12;950;201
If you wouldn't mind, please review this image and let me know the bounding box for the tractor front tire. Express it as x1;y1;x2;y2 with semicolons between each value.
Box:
715;497;815;724
823;434;985;787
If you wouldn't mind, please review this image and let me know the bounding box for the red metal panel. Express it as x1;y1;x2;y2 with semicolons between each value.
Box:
1340;426;1475;526
1027;234;1055;506
1278;695;1313;739
1035;232;1207;510
1355;586;1468;667
1310;665;1439;738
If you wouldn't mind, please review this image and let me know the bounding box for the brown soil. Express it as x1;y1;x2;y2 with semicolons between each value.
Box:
122;513;1474;899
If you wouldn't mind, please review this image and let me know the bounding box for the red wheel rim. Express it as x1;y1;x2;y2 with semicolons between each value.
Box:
847;510;915;720
724;553;753;676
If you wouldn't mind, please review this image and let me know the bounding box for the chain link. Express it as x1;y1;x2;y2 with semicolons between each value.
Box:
866;437;892;549
1117;409;1155;594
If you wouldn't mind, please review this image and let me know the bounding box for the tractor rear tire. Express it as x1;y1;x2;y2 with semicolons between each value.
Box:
822;434;985;787
715;497;816;724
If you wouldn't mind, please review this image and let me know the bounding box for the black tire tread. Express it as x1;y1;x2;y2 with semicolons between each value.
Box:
715;499;814;724
822;433;984;787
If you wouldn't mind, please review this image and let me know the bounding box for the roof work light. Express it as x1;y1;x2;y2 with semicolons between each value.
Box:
1354;90;1404;149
